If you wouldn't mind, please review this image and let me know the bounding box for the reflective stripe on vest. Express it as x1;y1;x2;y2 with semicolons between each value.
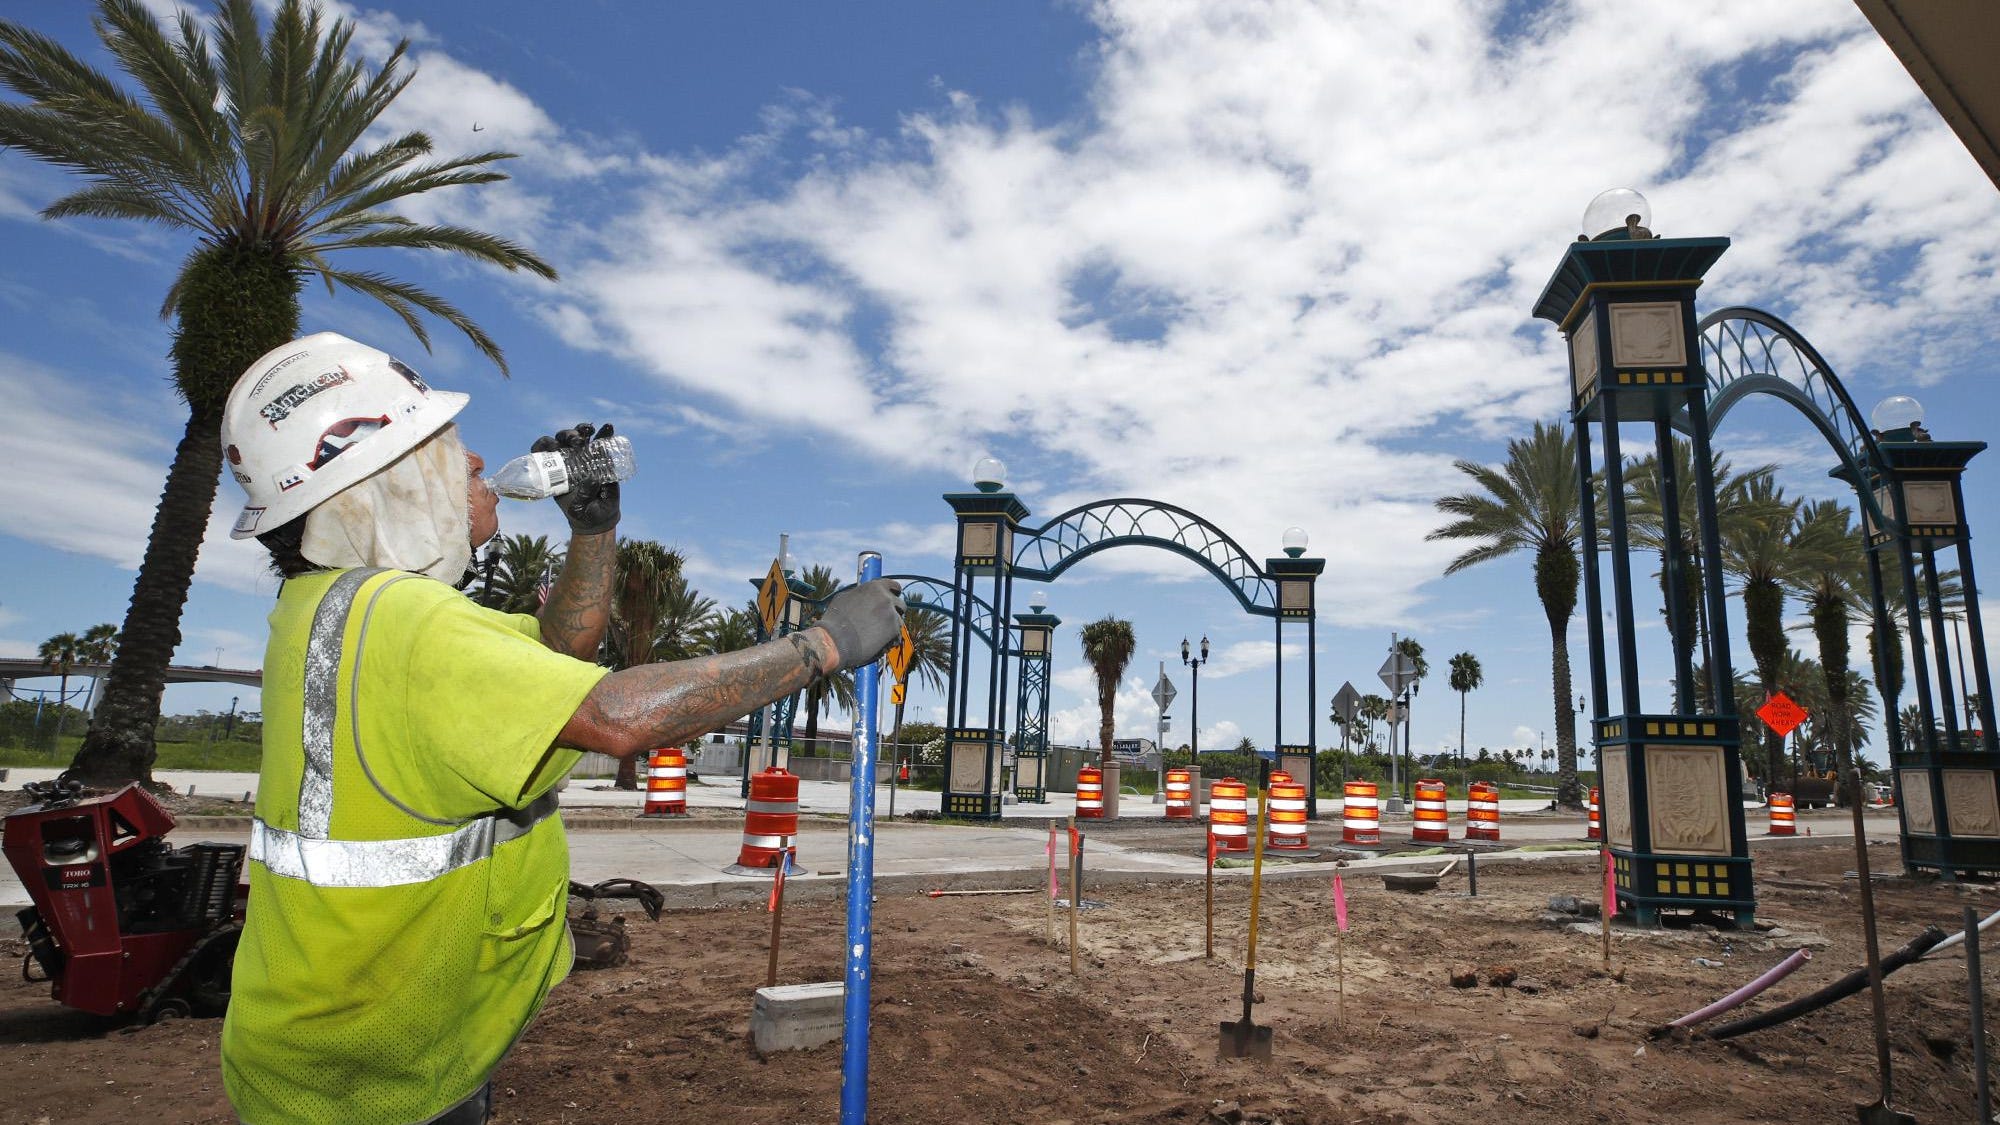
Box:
256;567;560;889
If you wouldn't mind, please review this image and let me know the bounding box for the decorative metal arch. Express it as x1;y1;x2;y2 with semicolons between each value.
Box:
1692;306;1901;533
1010;498;1279;616
885;573;998;650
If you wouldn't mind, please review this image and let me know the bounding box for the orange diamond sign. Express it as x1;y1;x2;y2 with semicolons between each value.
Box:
1757;692;1807;737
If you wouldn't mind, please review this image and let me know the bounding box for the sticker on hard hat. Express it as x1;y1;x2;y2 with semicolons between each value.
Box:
308;415;391;469
259;367;354;428
276;467;308;492
388;358;430;392
234;507;265;534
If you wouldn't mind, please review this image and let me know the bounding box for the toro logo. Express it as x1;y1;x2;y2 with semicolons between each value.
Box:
45;864;104;891
259;367;353;428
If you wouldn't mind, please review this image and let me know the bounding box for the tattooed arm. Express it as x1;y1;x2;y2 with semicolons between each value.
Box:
558;627;839;758
537;528;616;660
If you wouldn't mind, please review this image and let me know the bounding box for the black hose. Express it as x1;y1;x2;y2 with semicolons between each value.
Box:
1703;925;1948;1041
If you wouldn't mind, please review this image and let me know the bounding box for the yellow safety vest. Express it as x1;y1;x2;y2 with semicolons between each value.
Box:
223;568;599;1125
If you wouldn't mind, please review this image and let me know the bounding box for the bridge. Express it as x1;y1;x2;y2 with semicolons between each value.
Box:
0;660;263;705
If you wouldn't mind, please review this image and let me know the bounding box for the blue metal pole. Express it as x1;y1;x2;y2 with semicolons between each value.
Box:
839;551;884;1125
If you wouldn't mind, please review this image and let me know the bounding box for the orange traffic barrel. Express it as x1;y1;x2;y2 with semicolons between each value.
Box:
1586;787;1602;841
1465;781;1501;841
1342;780;1380;846
1411;778;1448;843
640;747;688;817
729;767;800;873
1076;764;1105;819
1267;770;1309;850
1768;791;1797;836
1164;767;1195;820
1209;776;1250;852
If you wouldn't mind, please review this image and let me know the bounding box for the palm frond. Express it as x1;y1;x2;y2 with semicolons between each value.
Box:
96;0;226;176
316;266;508;371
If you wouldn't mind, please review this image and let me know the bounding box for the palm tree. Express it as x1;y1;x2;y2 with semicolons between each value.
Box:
2;0;557;786
38;632;83;738
1785;500;1867;792
1622;440;1776;676
1429;421;1586;806
1357;693;1390;756
476;534;563;614
887;605;952;792
648;571;716;665
1719;477;1818;779
794;565;853;754
697;604;761;656
1448;652;1482;776
75;623;120;715
608;540;686;788
1079;617;1136;767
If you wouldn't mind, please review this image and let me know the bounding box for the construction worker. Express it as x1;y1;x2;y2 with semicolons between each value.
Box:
214;332;903;1124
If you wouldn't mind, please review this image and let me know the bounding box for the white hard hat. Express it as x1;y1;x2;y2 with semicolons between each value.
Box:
221;332;467;538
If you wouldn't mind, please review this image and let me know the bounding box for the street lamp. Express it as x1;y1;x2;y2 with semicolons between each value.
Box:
972;456;1007;493
1181;635;1210;753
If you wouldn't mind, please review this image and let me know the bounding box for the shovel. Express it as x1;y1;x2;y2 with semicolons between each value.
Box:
1220;760;1275;1060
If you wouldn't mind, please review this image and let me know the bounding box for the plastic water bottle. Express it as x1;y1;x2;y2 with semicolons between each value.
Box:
487;434;636;500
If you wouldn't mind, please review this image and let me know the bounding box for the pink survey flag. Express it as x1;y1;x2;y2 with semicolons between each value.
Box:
1332;870;1349;933
1602;848;1617;921
1047;825;1059;898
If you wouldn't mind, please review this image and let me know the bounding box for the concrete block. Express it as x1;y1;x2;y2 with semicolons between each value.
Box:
751;980;844;1054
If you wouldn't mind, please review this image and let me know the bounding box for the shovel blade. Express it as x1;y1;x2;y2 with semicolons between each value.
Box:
1854;1102;1914;1125
1218;1019;1274;1060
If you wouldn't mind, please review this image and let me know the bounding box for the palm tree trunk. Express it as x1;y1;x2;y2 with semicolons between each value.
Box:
1536;541;1583;807
1813;596;1854;801
68;409;224;786
70;243;299;788
53;671;70;740
1744;579;1787;788
1457;690;1466;780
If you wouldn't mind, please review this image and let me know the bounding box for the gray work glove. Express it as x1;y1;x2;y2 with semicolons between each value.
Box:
534;422;620;536
815;579;905;671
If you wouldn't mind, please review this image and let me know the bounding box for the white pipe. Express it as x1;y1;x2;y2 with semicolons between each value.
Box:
1923;905;2000;958
1668;948;1813;1029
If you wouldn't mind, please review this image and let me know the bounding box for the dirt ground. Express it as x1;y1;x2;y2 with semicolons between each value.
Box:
4;836;1997;1124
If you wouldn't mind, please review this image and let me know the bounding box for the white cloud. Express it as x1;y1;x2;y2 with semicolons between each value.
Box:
22;0;2000;653
0;353;279;595
511;0;1992;632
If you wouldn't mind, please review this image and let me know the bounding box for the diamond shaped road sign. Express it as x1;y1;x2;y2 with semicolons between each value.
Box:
1332;681;1361;723
1757;692;1808;737
1152;670;1177;713
1378;651;1418;696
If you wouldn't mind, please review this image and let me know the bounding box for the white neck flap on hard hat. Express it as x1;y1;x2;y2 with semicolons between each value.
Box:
300;424;474;583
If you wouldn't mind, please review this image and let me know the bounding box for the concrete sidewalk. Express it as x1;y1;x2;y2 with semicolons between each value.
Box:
0;761;1904;909
1;766;1569;818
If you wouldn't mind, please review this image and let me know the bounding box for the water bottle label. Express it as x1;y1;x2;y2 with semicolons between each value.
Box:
533;450;571;494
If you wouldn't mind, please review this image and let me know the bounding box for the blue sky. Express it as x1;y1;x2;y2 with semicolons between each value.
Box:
3;0;1999;767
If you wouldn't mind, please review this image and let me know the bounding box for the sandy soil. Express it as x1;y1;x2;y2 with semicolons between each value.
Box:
3;837;1995;1124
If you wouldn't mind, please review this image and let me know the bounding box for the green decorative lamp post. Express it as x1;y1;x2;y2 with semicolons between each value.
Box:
1012;588;1059;804
942;456;1029;820
1268;526;1326;819
1533;189;1754;927
1840;395;2000;874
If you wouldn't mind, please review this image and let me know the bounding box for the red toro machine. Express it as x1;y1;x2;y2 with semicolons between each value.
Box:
4;779;245;1020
